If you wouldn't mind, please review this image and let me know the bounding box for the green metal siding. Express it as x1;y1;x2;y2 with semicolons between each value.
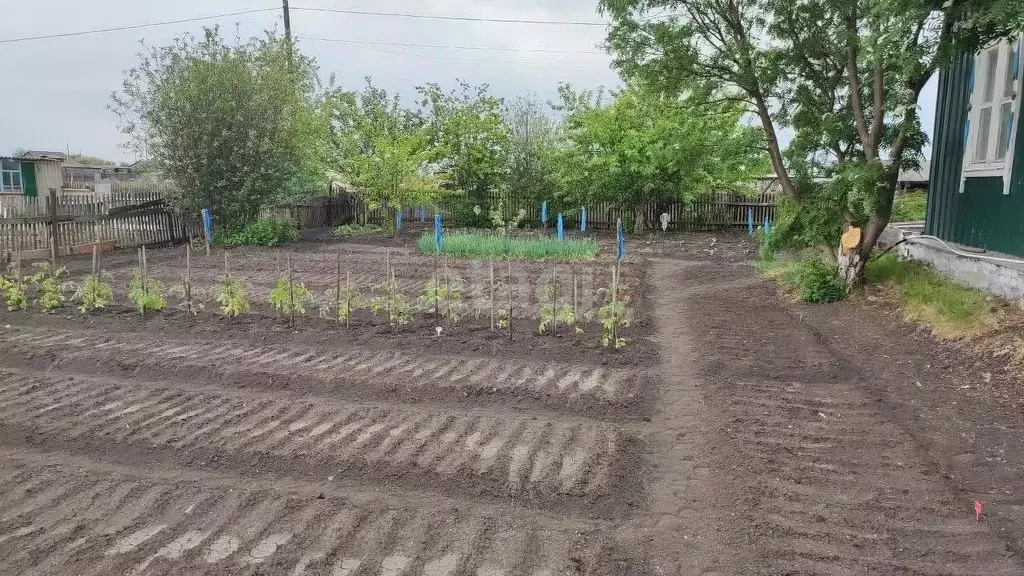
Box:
925;55;971;243
927;52;1024;257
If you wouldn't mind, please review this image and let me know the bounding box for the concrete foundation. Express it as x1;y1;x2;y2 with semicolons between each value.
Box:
883;222;1024;301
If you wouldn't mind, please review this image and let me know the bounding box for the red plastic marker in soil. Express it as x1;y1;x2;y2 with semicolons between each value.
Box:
975;500;983;522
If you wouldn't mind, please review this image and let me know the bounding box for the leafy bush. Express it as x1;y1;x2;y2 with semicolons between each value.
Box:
75;274;114;313
795;260;846;303
222;219;298;247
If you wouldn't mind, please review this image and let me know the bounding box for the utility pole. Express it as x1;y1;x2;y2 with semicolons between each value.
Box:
282;0;293;66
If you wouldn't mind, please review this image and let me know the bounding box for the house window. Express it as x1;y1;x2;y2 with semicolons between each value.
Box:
1;159;22;193
964;35;1022;194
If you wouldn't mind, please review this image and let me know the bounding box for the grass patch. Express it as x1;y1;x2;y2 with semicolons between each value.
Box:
418;232;598;261
891;190;927;222
756;259;845;303
866;253;994;339
334;223;384;236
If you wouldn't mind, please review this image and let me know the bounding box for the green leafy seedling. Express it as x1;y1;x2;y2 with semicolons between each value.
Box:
27;262;70;311
269;275;313;316
75;273;114;313
128;269;166;313
215;277;250;317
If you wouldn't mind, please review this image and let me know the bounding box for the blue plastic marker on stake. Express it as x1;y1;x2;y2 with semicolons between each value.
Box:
201;208;213;245
557;213;564;240
395;210;403;232
580;207;587;233
434;214;443;252
747;208;754;236
541;201;548;227
763;216;770;236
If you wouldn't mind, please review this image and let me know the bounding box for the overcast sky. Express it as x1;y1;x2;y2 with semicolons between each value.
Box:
0;1;935;163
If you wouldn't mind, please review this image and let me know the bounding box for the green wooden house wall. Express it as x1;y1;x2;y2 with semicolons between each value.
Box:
926;54;1024;256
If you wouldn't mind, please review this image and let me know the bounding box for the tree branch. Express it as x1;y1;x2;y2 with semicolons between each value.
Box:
845;5;874;160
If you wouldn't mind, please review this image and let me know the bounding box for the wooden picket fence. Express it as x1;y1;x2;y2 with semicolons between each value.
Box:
0;185;200;260
355;189;778;231
259;195;356;229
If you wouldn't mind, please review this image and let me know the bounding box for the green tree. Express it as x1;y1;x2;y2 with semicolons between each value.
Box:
505;95;563;212
111;28;331;228
418;82;509;221
601;0;1023;283
555;82;766;233
331;78;444;235
68;154;115;166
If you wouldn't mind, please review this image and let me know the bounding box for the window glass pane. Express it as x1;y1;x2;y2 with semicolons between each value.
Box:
996;103;1013;160
0;159;15;170
1005;44;1018;98
1;173;9;188
11;171;20;188
984;48;999;103
976;107;992;162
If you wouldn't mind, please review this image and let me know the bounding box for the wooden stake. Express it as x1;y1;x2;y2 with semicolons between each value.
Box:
91;244;98;276
433;250;439;323
335;252;342;326
346;269;351;329
611;262;619;345
444;256;451;324
507;258;512;342
572;268;578;322
489;261;495;331
223;250;229;277
185;243;192;307
550;264;557;337
287;252;294;327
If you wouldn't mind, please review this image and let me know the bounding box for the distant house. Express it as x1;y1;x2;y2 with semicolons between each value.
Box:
63;161;138;187
927;33;1023;256
898;160;929;192
0;151;64;198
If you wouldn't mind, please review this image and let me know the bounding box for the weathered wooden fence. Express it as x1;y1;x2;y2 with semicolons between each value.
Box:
259;195;356;229
0;185;200;260
354;189;777;231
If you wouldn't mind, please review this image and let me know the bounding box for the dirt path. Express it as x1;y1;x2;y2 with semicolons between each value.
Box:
645;255;1021;575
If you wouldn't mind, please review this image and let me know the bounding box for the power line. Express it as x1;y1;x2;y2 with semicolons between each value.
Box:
339;42;608;65
299;35;605;55
0;8;278;44
289;6;608;27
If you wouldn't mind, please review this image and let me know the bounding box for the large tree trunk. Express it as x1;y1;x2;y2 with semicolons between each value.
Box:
634;204;647;235
837;174;897;288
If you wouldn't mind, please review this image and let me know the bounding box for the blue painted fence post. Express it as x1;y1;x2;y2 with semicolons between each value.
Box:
201;208;213;245
763;216;770;237
541;201;548;228
419;206;426;222
580;207;587;233
557;213;564;241
395;210;403;233
434;214;443;253
747;208;754;236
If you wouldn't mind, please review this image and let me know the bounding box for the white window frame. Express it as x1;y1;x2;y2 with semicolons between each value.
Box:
962;35;1023;195
0;159;23;194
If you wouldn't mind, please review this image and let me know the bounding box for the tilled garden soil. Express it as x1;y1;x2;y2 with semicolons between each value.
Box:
2;233;1023;575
